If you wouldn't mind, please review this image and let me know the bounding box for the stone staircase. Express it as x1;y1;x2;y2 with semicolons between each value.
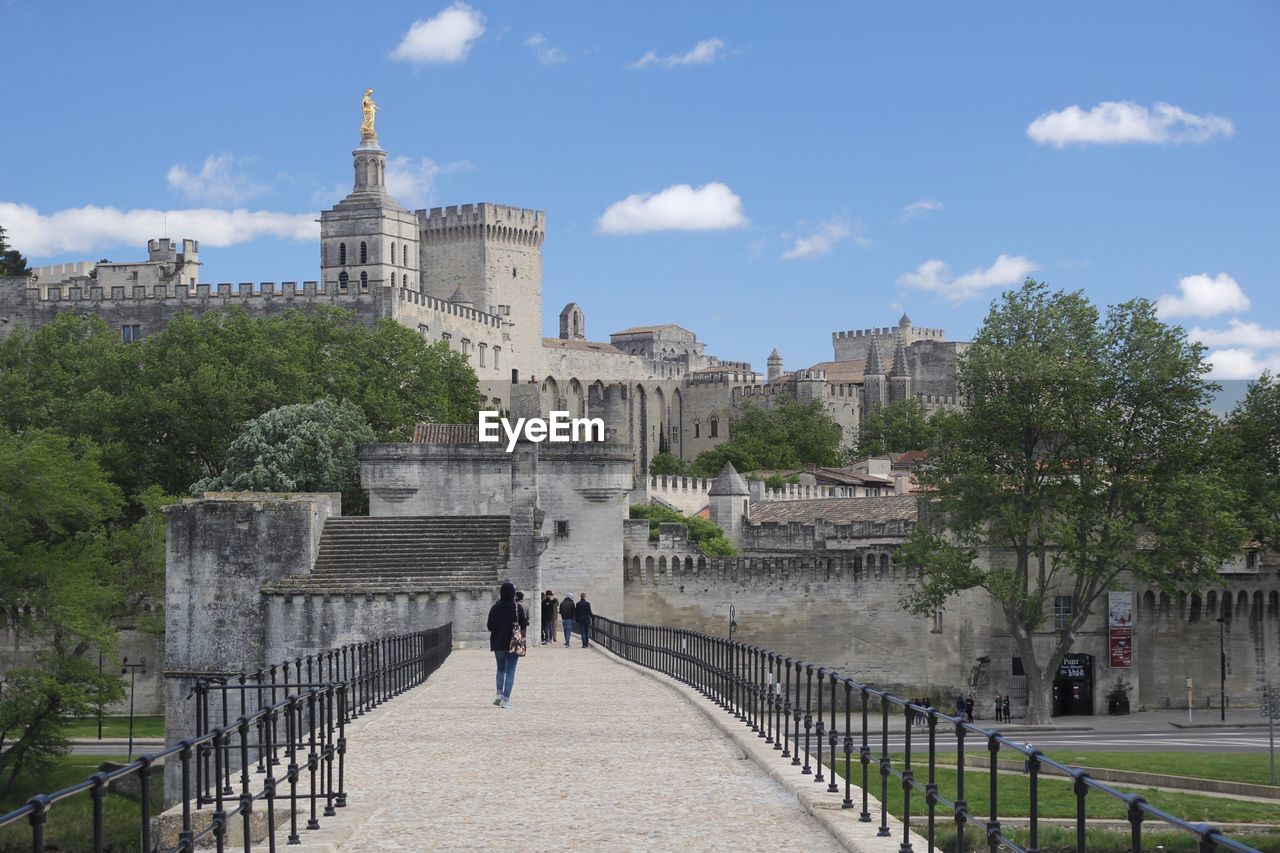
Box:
264;516;509;593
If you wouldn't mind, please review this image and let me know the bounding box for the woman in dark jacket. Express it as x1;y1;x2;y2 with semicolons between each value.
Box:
487;581;528;709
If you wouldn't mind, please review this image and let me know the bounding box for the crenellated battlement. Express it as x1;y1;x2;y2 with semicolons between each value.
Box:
759;484;859;501
915;393;958;406
397;287;504;329
27;280;337;302
832;326;945;341
418;203;546;247
624;550;910;587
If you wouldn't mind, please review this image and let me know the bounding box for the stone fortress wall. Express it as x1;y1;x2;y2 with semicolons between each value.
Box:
621;539;1280;717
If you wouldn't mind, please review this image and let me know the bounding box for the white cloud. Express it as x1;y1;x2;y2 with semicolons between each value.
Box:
898;199;943;223
1027;101;1234;147
1188;319;1280;350
390;3;485;65
166;154;268;204
524;33;566;65
781;217;866;260
385;156;472;209
1156;273;1250;318
597;182;747;234
628;38;725;70
1203;347;1280;381
898;254;1038;302
0;201;317;257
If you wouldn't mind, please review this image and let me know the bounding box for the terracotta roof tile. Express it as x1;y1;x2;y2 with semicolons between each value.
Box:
412;423;481;444
750;495;918;525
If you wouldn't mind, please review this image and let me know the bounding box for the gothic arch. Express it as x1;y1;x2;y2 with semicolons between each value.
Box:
671;387;684;458
541;376;560;413
652;385;666;449
568;379;586;417
633;384;649;477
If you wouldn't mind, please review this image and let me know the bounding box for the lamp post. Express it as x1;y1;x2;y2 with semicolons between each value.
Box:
121;657;147;761
1216;616;1226;722
728;604;737;642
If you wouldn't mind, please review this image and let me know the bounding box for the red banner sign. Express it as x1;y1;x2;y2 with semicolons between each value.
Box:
1108;591;1133;669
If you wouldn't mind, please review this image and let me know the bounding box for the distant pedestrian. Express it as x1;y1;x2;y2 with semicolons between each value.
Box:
540;590;556;644
1002;695;1011;723
922;698;932;727
994;694;1002;723
547;590;557;643
575;593;594;648
487;581;528;709
954;694;964;719
560;593;576;646
964;694;974;723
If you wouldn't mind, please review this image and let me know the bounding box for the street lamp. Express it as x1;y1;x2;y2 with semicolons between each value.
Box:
121;657;147;761
728;603;737;642
1216;616;1226;722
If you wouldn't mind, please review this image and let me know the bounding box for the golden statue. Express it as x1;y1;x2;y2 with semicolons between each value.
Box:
361;88;378;141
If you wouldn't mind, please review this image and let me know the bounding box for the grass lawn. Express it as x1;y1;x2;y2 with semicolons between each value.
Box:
829;759;1280;824
927;826;1280;853
1031;750;1279;787
0;754;157;853
64;716;165;739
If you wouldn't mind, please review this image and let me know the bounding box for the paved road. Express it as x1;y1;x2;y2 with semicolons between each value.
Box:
280;646;847;852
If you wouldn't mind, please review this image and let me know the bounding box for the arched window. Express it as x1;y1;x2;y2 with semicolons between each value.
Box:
338;271;349;289
512;266;517;278
359;271;368;290
709;416;719;438
391;272;396;287
391;242;396;264
404;245;409;265
359;242;368;264
693;421;700;438
339;243;347;265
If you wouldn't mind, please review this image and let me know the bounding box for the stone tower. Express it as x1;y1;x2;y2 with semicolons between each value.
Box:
418;203;546;381
863;336;886;410
320;124;420;294
708;462;750;548
559;302;585;340
767;348;784;383
889;335;912;403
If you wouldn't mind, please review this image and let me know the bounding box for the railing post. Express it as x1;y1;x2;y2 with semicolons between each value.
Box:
814;667;826;783
987;735;1001;852
1027;748;1041;853
900;702;914;853
827;673;839;794
926;711;939;851
878;696;891;837
89;772;106;853
802;664;813;775
842;679;854;808
955;720;968;852
782;658;794;760
859;686;872;822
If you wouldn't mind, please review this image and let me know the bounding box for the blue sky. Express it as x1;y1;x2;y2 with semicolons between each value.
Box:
3;1;1278;380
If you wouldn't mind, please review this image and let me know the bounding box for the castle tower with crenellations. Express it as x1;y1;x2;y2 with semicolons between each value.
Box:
417;203;546;381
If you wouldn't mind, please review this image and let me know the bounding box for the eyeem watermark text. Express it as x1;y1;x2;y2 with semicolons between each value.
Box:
478;411;605;451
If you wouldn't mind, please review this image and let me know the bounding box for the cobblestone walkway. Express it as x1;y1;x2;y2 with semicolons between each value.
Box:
285;643;844;852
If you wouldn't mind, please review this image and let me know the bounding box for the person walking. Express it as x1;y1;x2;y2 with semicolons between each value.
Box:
954;694;964;720
487;581;527;709
547;591;557;644
575;592;593;648
1002;695;1011;723
994;694;1003;724
540;591;556;645
560;593;576;646
964;694;975;723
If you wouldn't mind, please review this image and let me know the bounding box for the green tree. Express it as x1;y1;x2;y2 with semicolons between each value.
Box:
629;504;736;556
1222;372;1280;548
855;399;938;457
648;452;689;477
195;399;377;514
0;307;482;500
899;282;1242;723
0;225;31;277
689;397;844;477
0;430;125;794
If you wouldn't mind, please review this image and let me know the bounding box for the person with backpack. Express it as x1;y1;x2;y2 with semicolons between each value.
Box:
487;581;528;709
560;593;576;647
574;592;593;648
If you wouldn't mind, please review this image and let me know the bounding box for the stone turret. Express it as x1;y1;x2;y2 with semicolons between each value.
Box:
889;335;912;402
863;337;886;409
767;348;784;383
708;462;750;547
559;303;585;340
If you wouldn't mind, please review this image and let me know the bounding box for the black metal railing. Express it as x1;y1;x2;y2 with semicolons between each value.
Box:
0;624;451;853
593;616;1260;853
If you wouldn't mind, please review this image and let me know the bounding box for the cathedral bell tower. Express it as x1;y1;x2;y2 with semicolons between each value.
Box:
320;89;420;295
